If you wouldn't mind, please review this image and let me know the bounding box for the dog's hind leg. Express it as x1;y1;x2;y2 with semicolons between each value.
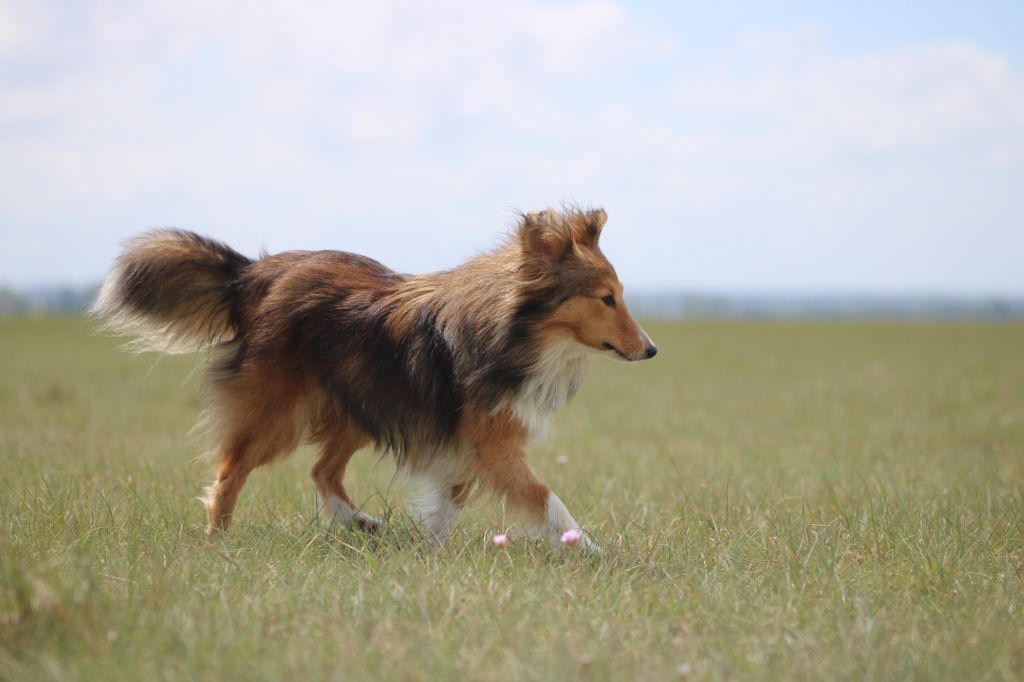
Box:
311;427;381;533
203;411;303;535
203;449;253;535
201;369;308;536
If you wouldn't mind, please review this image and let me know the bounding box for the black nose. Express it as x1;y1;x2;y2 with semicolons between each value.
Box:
645;345;658;359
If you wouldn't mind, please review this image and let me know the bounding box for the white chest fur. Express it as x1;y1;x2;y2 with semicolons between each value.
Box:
502;339;590;441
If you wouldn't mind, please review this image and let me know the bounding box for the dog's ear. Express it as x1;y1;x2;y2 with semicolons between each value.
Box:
572;208;607;247
519;209;573;269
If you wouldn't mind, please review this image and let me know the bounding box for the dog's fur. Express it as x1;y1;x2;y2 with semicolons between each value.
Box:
92;207;656;552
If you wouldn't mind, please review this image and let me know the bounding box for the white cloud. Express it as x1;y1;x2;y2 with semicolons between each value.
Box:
672;40;1024;156
0;0;653;190
0;3;1021;293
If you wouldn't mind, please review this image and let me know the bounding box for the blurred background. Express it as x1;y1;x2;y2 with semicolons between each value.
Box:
3;7;1023;677
1;0;1022;316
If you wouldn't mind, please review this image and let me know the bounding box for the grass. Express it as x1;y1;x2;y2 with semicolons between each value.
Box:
1;317;1023;680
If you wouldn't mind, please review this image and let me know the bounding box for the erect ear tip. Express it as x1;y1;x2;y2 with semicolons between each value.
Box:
519;208;572;266
525;208;556;227
577;208;607;243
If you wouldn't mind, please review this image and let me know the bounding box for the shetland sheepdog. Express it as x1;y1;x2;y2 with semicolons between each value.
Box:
92;207;656;553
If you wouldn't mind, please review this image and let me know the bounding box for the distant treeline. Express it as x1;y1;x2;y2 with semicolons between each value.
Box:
0;285;98;316
629;292;1024;320
1;284;1022;320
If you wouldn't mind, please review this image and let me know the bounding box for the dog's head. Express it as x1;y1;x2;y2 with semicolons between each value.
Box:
518;207;656;362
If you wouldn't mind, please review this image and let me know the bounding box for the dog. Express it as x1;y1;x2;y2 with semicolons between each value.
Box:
92;207;656;553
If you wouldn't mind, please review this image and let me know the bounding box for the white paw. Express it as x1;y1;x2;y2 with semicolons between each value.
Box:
320;494;382;533
544;492;601;555
350;512;383;534
576;531;603;556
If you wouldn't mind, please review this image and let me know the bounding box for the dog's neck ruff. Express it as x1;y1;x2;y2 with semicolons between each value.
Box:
502;338;590;441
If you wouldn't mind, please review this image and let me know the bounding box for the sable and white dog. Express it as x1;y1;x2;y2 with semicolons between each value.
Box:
93;207;657;553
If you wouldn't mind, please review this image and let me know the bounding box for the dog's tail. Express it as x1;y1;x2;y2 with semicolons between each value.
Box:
91;229;253;354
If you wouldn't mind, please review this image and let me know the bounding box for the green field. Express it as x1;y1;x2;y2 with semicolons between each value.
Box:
2;317;1023;680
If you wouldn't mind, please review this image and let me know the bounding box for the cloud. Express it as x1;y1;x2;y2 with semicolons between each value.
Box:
0;0;659;195
655;34;1024;227
610;32;1024;293
672;39;1024;157
0;3;1021;293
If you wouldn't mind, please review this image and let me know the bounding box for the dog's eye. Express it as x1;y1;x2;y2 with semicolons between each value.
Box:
601;294;616;307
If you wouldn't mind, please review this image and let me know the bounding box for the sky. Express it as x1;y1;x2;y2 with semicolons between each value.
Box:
1;1;1022;295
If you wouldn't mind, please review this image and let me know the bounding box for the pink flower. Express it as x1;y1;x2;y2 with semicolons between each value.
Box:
492;534;509;547
561;529;583;545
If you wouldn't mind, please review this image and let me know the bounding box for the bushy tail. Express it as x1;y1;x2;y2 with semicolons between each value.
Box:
91;229;253;354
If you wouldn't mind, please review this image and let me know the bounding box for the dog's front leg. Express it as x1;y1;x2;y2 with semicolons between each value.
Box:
410;476;469;546
475;437;600;554
541;489;601;554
